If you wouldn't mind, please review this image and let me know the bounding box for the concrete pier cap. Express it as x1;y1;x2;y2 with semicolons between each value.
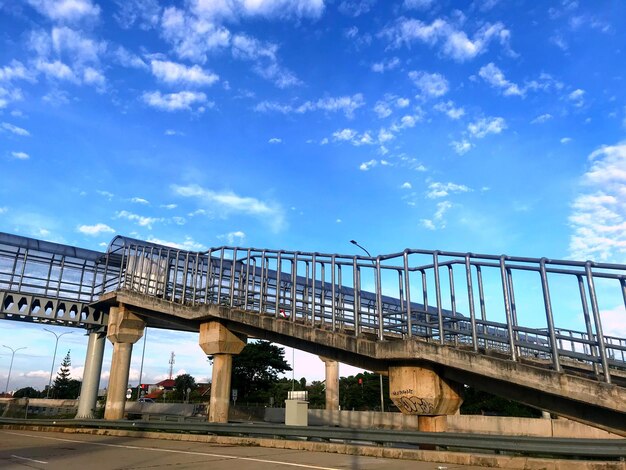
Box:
107;304;145;344
389;363;463;416
199;322;247;423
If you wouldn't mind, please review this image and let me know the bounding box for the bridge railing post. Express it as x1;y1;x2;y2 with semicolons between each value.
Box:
585;262;611;383
464;254;478;353
500;256;517;362
403;251;412;338
433;251;444;344
539;258;561;373
376;256;383;341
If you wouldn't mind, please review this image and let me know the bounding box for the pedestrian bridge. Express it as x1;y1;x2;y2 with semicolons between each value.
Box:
1;232;625;435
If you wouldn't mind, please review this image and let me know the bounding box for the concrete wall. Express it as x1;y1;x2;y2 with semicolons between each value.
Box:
262;408;621;439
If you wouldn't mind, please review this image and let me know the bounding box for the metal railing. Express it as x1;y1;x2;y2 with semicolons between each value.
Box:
2;232;626;382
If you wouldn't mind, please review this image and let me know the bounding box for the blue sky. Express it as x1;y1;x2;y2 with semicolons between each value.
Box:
1;0;626;392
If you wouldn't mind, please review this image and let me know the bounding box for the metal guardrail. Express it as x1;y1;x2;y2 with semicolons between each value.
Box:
0;417;624;459
2;231;626;383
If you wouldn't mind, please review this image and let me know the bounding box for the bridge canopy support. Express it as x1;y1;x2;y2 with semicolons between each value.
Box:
319;356;339;411
199;321;246;423
389;364;463;432
104;305;145;420
75;330;106;419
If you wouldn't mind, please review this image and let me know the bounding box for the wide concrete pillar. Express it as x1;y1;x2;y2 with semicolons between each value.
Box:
389;364;463;432
75;331;106;419
319;357;339;411
104;305;145;420
199;322;246;423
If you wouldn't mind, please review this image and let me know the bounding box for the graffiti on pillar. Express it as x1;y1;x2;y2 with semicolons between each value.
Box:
391;396;435;415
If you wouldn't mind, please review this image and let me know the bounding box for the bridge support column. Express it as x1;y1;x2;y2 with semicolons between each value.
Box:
319;357;339;411
75;330;106;419
389;364;463;433
104;305;145;420
199;322;246;423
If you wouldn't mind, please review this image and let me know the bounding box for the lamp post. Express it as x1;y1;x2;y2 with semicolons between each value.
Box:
3;345;26;395
349;239;385;413
44;328;72;398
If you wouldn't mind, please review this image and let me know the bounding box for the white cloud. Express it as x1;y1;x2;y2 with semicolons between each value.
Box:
161;203;177;209
359;159;378;171
164;129;184;136
217;230;246;245
142;90;208;112
531;113;553;124
268;137;282;144
332;128;375;146
150;60;219;87
468;116;506;138
382;18;513;62
192;0;325;20
401;182;412;189
172;184;286;232
35;59;78;82
161;7;231;63
231;34;301;88
371;57;400;73
1;122;30;136
77;223;115;236
113;46;148;69
396;97;410;108
561;137;572;144
146;236;206;251
427;182;471;199
450;140;473;155
478;62;523;96
404;0;434;9
116;210;163;228
434;100;465;119
409;70;448;98
51;27;106;64
0;86;24;109
374;101;392;118
568;88;585;107
115;0;161;29
255;94;365;119
83;66;105;88
378;128;394;143
568;143;626;262
27;0;100;22
421;200;453;230
0;60;36;83
131;197;150;204
11;151;30;160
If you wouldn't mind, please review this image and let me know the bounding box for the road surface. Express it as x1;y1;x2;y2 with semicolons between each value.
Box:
0;429;483;469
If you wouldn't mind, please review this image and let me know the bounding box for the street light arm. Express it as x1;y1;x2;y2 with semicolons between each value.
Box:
350;239;373;258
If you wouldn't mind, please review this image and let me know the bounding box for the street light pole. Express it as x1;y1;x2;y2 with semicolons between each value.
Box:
349;239;385;413
44;329;72;398
3;345;26;395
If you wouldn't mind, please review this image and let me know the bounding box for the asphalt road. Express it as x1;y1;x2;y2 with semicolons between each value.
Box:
0;429;484;470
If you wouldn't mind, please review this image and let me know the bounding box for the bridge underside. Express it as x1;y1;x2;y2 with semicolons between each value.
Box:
97;289;626;437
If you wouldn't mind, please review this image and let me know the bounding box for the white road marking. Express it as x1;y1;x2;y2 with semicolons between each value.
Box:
11;454;48;464
1;431;340;470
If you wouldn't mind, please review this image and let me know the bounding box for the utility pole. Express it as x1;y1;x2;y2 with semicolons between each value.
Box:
168;351;175;380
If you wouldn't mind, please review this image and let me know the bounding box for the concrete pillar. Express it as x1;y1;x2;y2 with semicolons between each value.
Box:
199;322;246;423
319;357;339;411
75;331;105;419
103;305;145;420
389;364;463;432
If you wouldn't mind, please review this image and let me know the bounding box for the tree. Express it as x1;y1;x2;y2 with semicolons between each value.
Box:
13;387;42;398
173;373;197;401
52;350;73;399
339;372;393;411
229;341;292;404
